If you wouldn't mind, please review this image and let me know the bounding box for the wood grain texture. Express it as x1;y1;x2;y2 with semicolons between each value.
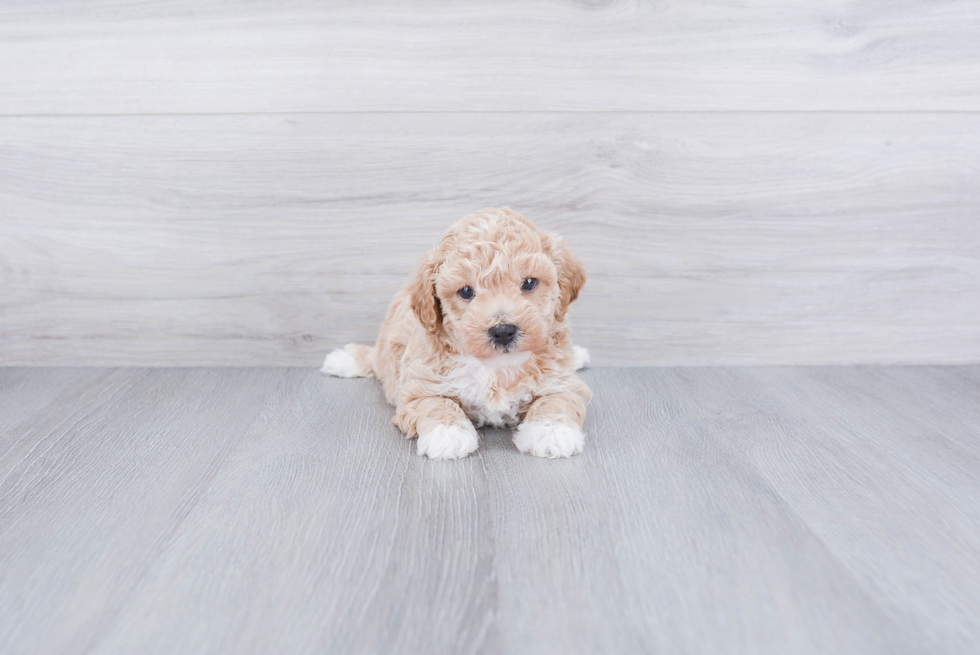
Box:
1;0;979;113
0;368;291;654
1;366;979;654
2;113;978;366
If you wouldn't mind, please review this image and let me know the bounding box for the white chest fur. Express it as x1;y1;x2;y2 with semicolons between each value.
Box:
436;352;534;428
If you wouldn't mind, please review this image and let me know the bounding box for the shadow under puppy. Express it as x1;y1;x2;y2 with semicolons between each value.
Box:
322;208;591;460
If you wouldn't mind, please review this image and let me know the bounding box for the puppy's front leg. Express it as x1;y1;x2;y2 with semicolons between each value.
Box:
394;396;479;460
514;391;588;458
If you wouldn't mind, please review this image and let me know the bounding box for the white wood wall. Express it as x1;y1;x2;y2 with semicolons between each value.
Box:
2;1;978;366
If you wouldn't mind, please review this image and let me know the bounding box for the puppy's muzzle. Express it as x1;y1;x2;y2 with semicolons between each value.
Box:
488;323;519;348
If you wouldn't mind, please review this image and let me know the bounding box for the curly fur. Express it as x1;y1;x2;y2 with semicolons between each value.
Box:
322;208;591;460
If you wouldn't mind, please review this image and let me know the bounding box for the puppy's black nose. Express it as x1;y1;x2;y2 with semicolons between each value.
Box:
488;324;519;347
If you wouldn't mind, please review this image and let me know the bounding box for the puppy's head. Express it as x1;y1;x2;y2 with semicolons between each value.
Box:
409;208;586;359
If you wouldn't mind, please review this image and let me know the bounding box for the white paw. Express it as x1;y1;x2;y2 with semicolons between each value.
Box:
320;347;365;378
417;423;479;460
514;420;585;458
572;345;590;371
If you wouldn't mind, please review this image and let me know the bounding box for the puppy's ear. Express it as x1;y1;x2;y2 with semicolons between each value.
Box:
408;251;443;337
550;236;587;321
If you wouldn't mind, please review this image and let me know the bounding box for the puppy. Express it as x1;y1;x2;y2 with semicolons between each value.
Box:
321;208;591;460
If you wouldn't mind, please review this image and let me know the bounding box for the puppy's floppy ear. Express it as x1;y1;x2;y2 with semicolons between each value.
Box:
408;250;443;337
549;236;587;321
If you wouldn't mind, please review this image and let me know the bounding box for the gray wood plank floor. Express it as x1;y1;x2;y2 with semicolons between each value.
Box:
1;366;978;654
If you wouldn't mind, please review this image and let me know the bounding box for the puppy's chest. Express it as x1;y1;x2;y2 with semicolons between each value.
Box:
437;354;535;428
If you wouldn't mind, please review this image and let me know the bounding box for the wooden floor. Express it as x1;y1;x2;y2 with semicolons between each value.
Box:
1;366;978;654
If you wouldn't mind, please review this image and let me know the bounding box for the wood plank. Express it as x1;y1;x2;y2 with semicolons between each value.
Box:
2;367;979;653
3;113;978;366
0;368;117;438
662;366;980;653
0;368;288;654
1;1;979;113
479;368;951;653
80;372;498;655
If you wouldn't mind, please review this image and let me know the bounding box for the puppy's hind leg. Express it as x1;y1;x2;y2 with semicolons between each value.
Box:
572;345;590;371
321;343;375;378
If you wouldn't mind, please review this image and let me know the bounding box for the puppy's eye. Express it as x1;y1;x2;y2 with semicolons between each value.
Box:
457;286;475;300
521;277;538;292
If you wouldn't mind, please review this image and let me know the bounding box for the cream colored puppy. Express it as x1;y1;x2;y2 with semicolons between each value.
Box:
322;208;591;460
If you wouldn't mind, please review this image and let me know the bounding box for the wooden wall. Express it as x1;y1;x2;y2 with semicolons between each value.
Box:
2;1;978;366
